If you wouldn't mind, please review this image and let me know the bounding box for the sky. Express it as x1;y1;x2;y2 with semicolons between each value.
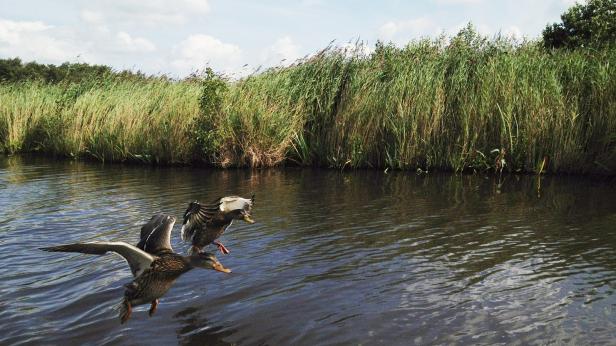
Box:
0;0;579;77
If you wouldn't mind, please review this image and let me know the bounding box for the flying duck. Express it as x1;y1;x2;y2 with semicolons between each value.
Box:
40;214;231;324
181;195;255;255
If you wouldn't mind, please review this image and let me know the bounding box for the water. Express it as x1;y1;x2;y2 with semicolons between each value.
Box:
1;156;616;345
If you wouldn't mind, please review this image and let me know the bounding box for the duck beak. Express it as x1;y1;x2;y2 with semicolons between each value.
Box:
242;214;255;224
213;262;232;273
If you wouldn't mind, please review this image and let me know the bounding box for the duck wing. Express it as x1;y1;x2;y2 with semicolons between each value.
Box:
40;242;155;277
136;214;176;254
180;201;220;242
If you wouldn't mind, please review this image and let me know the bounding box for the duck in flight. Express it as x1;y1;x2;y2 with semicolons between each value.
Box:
40;214;231;324
181;195;255;255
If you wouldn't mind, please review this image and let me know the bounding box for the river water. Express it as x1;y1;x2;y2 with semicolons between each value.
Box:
1;156;616;345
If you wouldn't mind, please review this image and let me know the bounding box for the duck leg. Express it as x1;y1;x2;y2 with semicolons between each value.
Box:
149;299;159;317
120;299;132;324
213;240;230;255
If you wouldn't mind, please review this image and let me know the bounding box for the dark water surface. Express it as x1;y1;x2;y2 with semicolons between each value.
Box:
1;156;616;345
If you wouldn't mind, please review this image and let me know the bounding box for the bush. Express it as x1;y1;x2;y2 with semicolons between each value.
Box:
543;0;616;49
194;68;229;163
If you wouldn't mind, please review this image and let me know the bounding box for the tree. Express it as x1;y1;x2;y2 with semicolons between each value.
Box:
0;58;150;83
543;0;616;49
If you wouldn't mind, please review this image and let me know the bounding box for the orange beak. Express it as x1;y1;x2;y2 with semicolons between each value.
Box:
213;262;232;273
243;214;255;224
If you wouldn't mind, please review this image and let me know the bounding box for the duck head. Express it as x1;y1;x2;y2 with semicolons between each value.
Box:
189;252;232;273
219;195;255;224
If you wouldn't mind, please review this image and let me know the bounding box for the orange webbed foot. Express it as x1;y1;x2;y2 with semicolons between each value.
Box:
214;241;230;255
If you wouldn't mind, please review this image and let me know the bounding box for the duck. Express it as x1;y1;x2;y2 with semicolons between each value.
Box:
40;214;231;324
181;195;255;255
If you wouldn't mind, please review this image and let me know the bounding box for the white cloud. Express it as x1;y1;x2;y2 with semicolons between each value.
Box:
444;22;521;39
182;0;211;13
446;22;491;36
171;34;242;75
116;32;156;52
378;18;437;42
80;0;210;27
560;0;580;6
80;10;104;25
1;0;575;78
259;36;301;67
0;19;52;45
434;0;483;4
502;25;523;39
0;19;81;62
341;41;373;57
301;0;324;7
0;17;159;71
377;17;519;46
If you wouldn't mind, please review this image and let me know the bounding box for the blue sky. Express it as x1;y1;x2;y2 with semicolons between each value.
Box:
0;0;578;77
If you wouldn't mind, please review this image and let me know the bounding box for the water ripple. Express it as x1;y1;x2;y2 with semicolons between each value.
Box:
1;158;616;344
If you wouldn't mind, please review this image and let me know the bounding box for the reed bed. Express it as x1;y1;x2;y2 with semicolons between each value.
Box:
0;78;201;163
2;31;616;174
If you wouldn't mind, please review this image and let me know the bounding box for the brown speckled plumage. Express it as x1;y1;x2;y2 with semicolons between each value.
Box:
181;195;255;254
123;253;191;307
41;214;230;324
190;212;236;248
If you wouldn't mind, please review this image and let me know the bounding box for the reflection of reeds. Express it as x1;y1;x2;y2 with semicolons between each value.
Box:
2;28;616;174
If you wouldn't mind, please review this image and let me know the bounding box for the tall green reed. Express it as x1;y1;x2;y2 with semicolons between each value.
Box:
1;29;615;174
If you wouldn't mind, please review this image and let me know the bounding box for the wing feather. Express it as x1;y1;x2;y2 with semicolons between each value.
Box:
180;195;255;243
137;214;175;254
41;242;155;277
181;201;217;242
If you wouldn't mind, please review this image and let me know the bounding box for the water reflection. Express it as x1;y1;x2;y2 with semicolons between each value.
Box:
175;307;236;346
1;156;616;344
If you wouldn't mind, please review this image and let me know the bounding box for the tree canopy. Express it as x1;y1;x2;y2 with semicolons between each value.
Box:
543;0;616;49
0;58;152;83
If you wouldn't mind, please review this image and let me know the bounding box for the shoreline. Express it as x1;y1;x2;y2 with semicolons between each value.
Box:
2;153;614;179
2;32;616;176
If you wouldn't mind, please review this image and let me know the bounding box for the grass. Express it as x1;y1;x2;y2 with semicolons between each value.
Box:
0;78;201;164
2;28;616;174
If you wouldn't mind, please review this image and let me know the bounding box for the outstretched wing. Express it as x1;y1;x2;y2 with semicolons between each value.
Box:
136;214;176;254
180;201;219;242
40;242;155;277
181;195;255;242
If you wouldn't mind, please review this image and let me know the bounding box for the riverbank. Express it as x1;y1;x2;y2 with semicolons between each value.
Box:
2;30;615;175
